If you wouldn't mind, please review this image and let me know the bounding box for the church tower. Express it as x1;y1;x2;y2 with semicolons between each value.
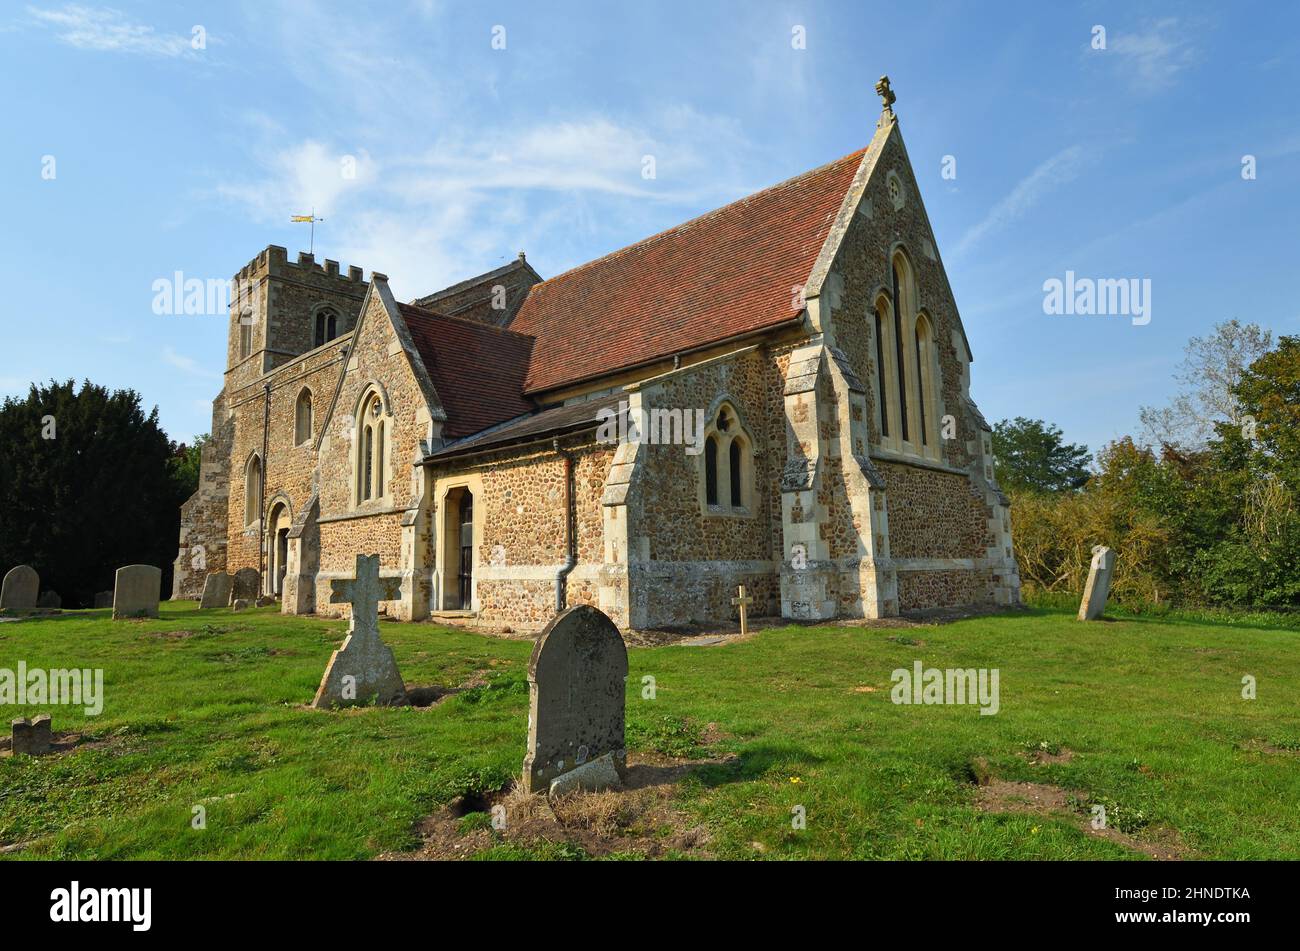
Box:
225;246;370;390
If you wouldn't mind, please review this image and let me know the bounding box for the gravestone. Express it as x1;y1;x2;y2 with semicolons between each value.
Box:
11;714;52;756
200;572;233;609
522;604;628;795
230;568;260;604
112;564;161;619
1;565;39;611
37;591;61;609
1078;545;1116;621
311;554;405;709
93;591;113;608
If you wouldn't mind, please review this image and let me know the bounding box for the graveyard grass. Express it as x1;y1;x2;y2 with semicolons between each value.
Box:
2;602;1299;860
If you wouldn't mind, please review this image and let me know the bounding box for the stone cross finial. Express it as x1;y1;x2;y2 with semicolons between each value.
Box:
875;75;896;125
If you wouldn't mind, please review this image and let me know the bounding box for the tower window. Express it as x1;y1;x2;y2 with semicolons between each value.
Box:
314;309;339;348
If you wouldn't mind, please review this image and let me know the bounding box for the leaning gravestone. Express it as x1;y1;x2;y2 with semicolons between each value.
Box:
200;572;233;609
230;568;260;604
1;566;39;611
93;591;113;609
37;591;61;610
522;604;628;795
311;554;405;709
1078;545;1116;621
112;565;161;620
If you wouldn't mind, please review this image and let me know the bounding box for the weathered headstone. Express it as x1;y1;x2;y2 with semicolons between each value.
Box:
0;565;39;611
522;604;628;795
37;590;61;610
11;714;52;756
230;568;260;604
93;590;113;609
200;572;233;609
112;564;161;620
1078;545;1116;621
311;554;405;709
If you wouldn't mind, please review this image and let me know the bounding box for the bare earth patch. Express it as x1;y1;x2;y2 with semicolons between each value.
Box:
1239;738;1300;756
378;753;726;861
0;729;117;760
1023;745;1076;765
974;778;1189;860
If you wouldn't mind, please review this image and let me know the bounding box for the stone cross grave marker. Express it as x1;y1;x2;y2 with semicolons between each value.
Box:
1;565;39;611
1078;545;1116;621
112;565;161;619
732;584;753;636
523;604;628;794
311;554;405;708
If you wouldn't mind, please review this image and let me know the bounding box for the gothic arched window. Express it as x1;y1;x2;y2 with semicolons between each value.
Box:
244;454;262;527
354;390;389;505
314;308;339;348
294;388;313;446
914;314;932;447
700;403;753;515
704;436;719;506
891;254;911;443
874;296;891;439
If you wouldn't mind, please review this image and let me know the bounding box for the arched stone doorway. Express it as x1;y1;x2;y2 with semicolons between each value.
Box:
267;501;293;598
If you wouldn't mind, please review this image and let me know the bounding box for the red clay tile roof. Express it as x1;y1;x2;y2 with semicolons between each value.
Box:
511;147;867;394
397;303;536;438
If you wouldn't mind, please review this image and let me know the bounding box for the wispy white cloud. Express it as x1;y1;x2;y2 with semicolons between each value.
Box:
25;4;198;57
162;346;221;381
1108;18;1199;93
955;145;1088;256
213;107;760;299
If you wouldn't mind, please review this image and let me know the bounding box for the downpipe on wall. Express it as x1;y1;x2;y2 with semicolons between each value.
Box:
554;438;577;614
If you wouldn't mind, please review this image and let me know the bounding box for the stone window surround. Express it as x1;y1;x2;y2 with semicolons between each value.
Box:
351;384;394;509
312;303;341;348
698;399;755;518
243;452;262;528
294;386;313;446
873;246;942;464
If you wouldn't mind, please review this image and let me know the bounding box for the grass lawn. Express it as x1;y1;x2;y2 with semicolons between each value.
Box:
1;601;1297;860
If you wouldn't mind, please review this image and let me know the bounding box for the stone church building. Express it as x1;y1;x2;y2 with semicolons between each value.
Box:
173;86;1020;630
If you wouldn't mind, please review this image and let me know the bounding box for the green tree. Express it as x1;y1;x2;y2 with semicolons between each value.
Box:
992;417;1092;494
0;380;187;607
169;433;208;500
1138;318;1273;449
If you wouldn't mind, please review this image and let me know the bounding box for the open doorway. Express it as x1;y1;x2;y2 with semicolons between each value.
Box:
267;502;292;598
441;486;475;610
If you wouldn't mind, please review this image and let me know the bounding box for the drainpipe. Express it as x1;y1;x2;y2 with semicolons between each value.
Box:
554;438;577;613
259;381;270;593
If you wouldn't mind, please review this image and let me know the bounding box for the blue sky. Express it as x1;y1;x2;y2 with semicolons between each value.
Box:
3;1;1298;455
